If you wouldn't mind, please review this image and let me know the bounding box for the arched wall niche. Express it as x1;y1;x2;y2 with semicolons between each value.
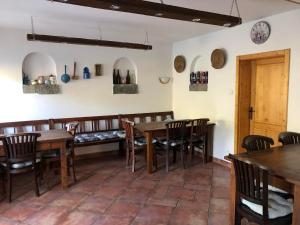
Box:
113;57;137;84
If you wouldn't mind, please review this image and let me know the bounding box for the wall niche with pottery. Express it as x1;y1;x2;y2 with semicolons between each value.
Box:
22;52;60;94
189;55;208;92
113;57;138;94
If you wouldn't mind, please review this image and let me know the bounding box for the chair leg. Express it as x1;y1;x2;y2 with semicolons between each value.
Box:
45;160;51;189
173;148;177;163
7;173;12;203
1;172;5;194
131;145;135;173
126;145;130;168
180;145;185;169
166;146;169;172
235;211;241;225
34;168;40;197
71;158;77;183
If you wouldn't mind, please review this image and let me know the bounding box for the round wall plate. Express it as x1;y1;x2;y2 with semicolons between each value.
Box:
211;49;226;69
174;55;186;73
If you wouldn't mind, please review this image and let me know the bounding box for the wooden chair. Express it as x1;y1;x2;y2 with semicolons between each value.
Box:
188;119;209;164
0;133;41;202
278;132;300;146
122;119;152;172
242;135;274;152
43;122;78;188
230;155;293;225
156;120;189;172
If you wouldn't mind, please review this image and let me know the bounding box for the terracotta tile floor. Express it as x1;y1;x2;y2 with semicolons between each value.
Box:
0;155;233;225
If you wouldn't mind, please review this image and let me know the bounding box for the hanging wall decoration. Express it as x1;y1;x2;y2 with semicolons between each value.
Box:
61;65;71;83
250;21;271;44
189;71;208;91
174;55;186;73
211;49;226;69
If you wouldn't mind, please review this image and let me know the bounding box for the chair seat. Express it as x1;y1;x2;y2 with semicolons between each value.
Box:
188;135;205;143
241;191;293;219
158;139;185;147
134;138;157;146
1;158;41;169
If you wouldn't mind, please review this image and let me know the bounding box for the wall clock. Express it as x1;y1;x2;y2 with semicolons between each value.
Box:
174;55;186;73
251;21;271;44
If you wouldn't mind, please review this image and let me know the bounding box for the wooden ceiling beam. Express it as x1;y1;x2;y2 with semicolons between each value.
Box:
27;34;152;50
49;0;242;27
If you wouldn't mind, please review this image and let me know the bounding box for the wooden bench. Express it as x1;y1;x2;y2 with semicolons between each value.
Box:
0;111;175;156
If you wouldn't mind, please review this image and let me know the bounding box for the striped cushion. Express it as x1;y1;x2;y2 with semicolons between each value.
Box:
1;158;41;169
134;138;157;146
241;191;293;219
159;139;184;147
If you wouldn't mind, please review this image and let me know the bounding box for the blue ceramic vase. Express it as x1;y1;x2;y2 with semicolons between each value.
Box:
83;67;91;79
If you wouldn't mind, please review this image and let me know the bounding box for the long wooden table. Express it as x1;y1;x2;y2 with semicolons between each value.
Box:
228;144;300;225
0;130;73;189
135;121;215;174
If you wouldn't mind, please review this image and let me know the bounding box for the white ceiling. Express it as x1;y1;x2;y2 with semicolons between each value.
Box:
0;0;299;45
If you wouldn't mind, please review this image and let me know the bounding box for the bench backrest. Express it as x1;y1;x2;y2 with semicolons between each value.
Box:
0;120;50;135
49;115;120;134
0;111;174;135
119;111;174;127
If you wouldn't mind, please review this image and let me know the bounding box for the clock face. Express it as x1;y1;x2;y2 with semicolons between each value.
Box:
251;21;271;44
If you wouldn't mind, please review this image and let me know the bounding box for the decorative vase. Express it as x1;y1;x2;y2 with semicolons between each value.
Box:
83;67;91;79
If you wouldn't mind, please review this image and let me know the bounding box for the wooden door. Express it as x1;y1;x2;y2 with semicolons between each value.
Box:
250;57;288;146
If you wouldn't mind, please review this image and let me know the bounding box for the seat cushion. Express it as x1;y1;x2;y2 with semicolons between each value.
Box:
241;191;293;219
134;138;157;146
1;158;41;169
75;131;121;143
158;139;184;147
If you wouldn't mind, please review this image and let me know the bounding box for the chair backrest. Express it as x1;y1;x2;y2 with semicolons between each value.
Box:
230;155;269;220
242;135;274;152
190;118;209;138
122;119;135;146
278;132;300;146
64;122;79;137
1;133;41;165
166;120;188;141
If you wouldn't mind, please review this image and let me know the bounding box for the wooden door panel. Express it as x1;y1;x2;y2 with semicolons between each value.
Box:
250;57;287;146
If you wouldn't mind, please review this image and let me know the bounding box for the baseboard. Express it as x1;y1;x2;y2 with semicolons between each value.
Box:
213;157;231;168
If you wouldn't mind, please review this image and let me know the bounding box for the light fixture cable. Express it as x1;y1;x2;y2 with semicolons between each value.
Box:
230;0;241;18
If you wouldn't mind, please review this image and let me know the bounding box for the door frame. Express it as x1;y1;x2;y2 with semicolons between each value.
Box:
234;49;290;154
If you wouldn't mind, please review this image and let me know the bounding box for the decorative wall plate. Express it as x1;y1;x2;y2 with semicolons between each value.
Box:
251;21;271;44
174;55;186;73
211;49;226;69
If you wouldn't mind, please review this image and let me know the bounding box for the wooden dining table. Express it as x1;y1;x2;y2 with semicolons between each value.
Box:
0;129;73;189
228;144;300;225
135;121;215;174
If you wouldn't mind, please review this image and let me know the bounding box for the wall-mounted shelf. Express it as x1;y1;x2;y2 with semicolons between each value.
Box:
113;84;138;94
189;84;208;92
23;84;60;94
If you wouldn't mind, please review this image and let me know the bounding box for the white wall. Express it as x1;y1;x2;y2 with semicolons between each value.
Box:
172;8;300;160
0;27;172;154
0;27;172;122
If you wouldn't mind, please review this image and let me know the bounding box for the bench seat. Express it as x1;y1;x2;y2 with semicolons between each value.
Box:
75;130;125;143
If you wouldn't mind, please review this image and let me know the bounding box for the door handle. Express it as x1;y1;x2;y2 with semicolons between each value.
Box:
249;107;255;120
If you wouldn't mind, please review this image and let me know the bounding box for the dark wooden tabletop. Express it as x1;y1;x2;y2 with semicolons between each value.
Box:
135;121;215;133
230;144;300;185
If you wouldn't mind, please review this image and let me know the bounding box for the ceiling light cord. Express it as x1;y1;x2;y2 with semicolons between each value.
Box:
31;16;36;40
160;0;164;4
230;0;241;18
97;25;103;40
144;32;149;46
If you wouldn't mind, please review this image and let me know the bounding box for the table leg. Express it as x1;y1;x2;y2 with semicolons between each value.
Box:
230;164;236;225
145;132;153;174
60;141;68;189
292;184;300;225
